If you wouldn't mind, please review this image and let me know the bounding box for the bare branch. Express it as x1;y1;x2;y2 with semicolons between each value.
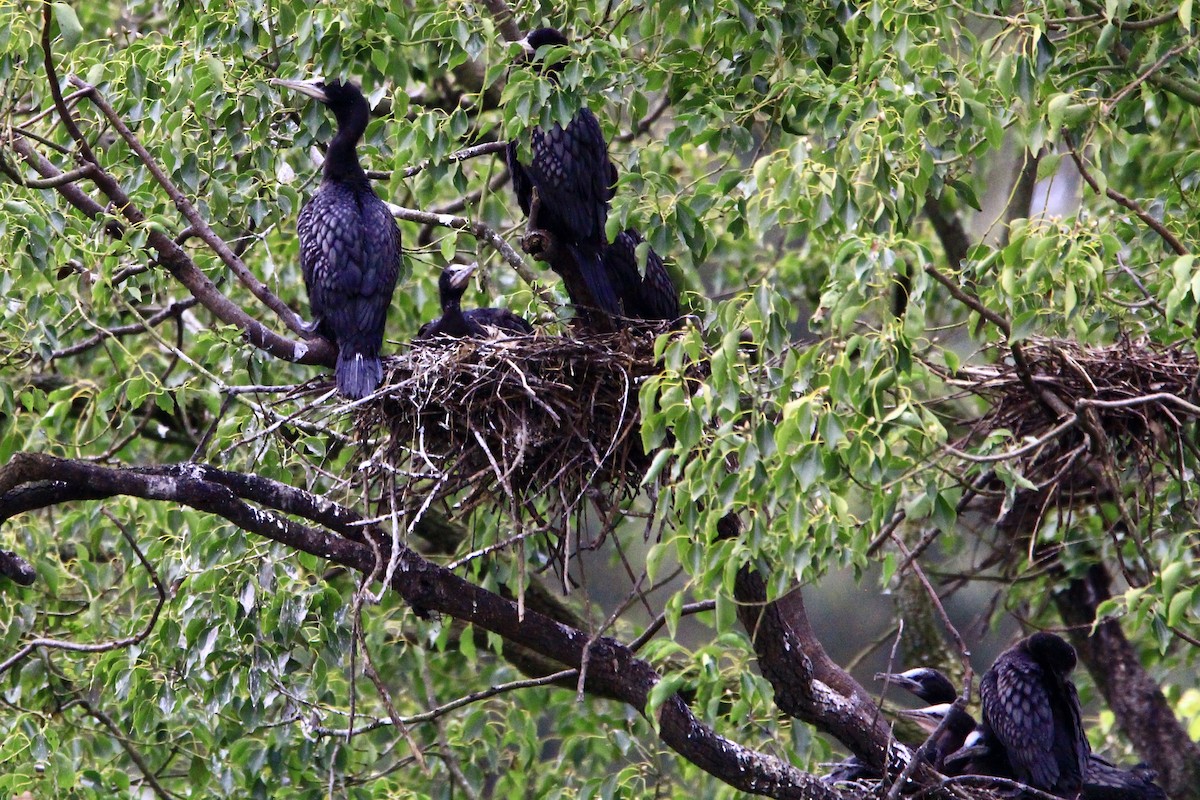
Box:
69;76;311;336
366;140;509;182
1065;131;1188;256
8;135;335;367
76;697;177;800
389;203;557;310
0;510;168;677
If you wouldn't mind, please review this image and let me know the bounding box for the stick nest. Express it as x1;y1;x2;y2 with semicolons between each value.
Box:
355;327;682;530
948;336;1200;520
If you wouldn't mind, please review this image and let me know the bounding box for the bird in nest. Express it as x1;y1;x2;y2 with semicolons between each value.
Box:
417;263;533;340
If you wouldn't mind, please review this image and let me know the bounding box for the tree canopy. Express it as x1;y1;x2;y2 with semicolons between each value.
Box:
1;0;1199;798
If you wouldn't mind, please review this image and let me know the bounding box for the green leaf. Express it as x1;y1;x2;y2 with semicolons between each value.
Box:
52;3;82;50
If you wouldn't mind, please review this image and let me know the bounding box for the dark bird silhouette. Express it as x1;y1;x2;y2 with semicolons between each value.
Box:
506;27;621;321
978;632;1090;796
417;263;533;339
603;228;680;322
273;77;402;400
899;703;987;775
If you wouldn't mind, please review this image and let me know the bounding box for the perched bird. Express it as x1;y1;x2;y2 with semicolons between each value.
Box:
417;263;533;339
506;27;621;321
879;660;1164;800
603;228;680;322
978;632;1090;796
899;703;989;775
273;77;402;399
1080;756;1166;800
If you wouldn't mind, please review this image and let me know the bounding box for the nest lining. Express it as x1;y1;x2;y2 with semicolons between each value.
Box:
355;328;678;532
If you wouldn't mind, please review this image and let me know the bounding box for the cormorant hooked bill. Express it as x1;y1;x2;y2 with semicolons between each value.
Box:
603;228;680;322
273;77;402;400
506;27;622;320
978;632;1090;796
417;263;533;339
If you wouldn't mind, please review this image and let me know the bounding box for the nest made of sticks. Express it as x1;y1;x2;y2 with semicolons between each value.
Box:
356;327;681;533
947;336;1200;511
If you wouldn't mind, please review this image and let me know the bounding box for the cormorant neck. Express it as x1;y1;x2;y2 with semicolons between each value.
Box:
323;103;369;184
440;291;465;316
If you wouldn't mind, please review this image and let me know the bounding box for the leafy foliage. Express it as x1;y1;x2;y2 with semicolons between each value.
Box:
1;0;1199;797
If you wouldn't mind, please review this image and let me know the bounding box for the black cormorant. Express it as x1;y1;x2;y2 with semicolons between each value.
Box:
898;703;986;774
417;263;533;339
978;632;1090;796
506;27;621;320
273;77;402;400
603;228;680;322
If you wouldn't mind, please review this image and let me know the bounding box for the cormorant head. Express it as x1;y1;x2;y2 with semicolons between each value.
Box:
272;77;368;130
1024;632;1077;674
516;27;571;73
438;263;478;305
875;668;958;704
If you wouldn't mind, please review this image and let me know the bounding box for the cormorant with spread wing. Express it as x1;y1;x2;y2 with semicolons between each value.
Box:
273;77;402;399
506;27;621;320
417;263;533;339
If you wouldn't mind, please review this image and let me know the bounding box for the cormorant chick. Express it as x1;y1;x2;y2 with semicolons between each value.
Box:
603;228;680;322
898;703;986;774
978;632;1090;796
274;77;402;400
417;263;533;339
875;667;959;705
876;668;975;774
506;27;621;322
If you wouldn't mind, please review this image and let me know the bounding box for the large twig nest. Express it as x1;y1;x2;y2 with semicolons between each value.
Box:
945;336;1200;526
953;337;1198;441
356;327;680;533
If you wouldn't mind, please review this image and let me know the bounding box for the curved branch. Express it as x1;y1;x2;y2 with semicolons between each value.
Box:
7;135;335;367
0;453;850;800
68;77;311;336
1065;131;1187;257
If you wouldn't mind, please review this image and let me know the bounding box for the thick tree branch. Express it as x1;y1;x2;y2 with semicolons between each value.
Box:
479;0;523;43
733;566;926;785
923;193;972;270
0;454;849;800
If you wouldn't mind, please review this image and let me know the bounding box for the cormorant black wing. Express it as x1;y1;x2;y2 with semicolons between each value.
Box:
298;181;400;397
981;659;1059;789
603;229;680;321
467;307;534;335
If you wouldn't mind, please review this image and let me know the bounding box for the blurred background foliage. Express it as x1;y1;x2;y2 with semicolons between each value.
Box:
0;0;1198;796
